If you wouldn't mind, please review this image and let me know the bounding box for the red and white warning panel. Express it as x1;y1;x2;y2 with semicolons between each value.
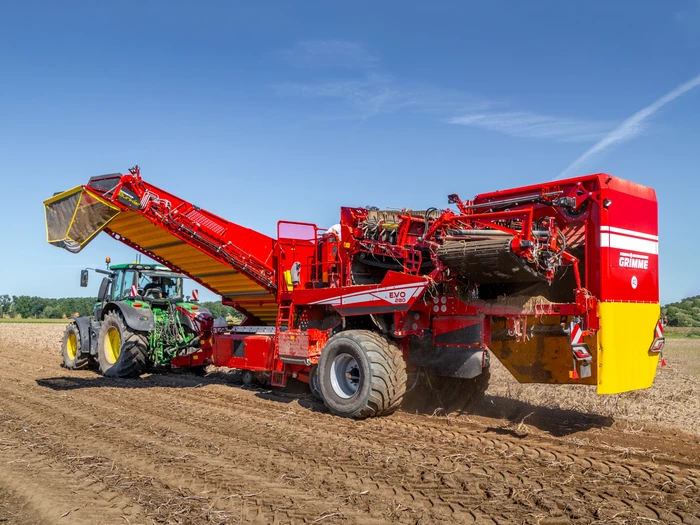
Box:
598;182;659;303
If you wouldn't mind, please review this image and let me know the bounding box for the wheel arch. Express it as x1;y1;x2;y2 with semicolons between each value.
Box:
102;301;155;332
69;315;94;357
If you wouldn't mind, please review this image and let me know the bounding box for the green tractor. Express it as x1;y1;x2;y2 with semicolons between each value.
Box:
62;259;214;377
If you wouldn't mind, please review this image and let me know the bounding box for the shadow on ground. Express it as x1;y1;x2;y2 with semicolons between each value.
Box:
474;395;613;436
37;373;613;436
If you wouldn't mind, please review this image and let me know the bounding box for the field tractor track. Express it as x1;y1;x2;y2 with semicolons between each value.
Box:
0;327;699;524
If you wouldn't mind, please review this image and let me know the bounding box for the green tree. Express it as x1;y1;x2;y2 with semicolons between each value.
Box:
42;306;62;319
201;301;244;321
662;296;700;327
0;294;11;317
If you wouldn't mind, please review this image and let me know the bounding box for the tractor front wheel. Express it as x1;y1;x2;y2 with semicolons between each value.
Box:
97;311;149;378
61;323;89;370
317;330;407;419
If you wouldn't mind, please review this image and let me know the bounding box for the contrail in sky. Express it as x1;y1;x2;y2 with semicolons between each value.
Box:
557;73;700;180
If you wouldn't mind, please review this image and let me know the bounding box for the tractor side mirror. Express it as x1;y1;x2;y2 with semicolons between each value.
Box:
80;269;89;287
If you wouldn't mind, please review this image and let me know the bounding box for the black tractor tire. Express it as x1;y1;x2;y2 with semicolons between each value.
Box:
317;330;407;419
97;311;149;378
428;365;491;413
308;365;323;401
61;322;89;370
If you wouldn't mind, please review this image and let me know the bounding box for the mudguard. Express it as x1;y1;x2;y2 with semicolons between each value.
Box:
408;336;487;379
104;302;155;332
70;315;93;357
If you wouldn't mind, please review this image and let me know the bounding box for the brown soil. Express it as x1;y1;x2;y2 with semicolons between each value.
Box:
0;324;698;524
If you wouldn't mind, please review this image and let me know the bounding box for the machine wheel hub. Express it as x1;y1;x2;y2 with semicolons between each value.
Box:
66;332;78;360
330;353;361;399
104;327;121;365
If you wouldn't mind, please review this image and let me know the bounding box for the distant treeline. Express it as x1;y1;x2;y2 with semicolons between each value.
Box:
662;295;700;327
0;294;242;320
6;292;695;326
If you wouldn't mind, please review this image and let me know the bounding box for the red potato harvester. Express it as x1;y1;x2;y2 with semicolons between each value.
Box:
45;167;664;418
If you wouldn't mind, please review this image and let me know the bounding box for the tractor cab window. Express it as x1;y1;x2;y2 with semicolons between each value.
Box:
140;273;181;299
112;270;137;300
111;272;123;301
159;276;179;298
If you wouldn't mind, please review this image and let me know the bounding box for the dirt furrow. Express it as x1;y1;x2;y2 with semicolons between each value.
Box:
1;331;699;525
3;374;700;524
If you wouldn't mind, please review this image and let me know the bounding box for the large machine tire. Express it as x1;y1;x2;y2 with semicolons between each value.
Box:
97;311;149;378
429;366;491;413
61;322;89;370
317;330;407;419
308;365;323;401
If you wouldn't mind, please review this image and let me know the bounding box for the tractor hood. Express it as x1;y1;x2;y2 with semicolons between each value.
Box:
44;186;121;253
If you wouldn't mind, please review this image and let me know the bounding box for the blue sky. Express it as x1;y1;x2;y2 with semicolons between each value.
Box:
1;1;699;304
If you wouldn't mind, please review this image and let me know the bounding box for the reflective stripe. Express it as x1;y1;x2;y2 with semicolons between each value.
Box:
655;320;664;339
570;323;582;344
600;226;658;241
601;233;658;255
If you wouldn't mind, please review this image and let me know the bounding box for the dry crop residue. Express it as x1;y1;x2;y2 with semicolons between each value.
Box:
0;323;698;524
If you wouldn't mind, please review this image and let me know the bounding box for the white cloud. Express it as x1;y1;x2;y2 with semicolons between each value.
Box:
282;40;380;69
558;73;700;179
276;74;488;120
447;111;613;143
277;40;488;120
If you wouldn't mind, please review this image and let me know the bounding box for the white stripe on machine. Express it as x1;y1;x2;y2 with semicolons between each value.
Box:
600;226;658;241
309;283;426;307
601;233;658;255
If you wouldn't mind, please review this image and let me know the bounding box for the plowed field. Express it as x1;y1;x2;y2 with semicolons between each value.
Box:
1;323;698;524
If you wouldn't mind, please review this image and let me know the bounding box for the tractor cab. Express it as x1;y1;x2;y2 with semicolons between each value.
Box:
82;262;187;304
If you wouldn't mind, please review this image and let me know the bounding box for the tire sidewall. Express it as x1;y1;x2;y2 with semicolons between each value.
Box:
61;323;81;369
317;334;373;417
309;365;323;401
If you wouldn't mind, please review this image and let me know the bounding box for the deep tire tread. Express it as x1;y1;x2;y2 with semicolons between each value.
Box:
98;311;149;378
61;323;89;370
318;330;407;419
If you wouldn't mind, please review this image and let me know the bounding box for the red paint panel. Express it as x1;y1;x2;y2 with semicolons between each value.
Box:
599;180;659;303
241;336;275;370
212;333;274;371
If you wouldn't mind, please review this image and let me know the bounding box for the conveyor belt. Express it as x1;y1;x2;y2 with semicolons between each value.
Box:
437;239;544;284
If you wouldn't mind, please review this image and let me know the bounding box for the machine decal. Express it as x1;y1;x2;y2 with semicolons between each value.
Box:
118;188;141;210
309;282;427;307
618;252;649;270
600;226;658;255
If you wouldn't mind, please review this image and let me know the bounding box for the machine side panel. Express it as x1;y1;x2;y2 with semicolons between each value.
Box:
597;302;660;394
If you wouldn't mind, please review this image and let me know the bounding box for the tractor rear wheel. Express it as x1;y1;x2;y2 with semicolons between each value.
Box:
317;330;407;419
61;322;89;370
97;311;149;378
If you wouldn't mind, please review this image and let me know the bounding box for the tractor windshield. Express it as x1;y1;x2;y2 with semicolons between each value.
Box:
139;272;183;299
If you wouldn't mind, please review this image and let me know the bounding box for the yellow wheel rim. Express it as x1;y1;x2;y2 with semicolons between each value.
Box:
104;327;121;365
67;332;78;360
